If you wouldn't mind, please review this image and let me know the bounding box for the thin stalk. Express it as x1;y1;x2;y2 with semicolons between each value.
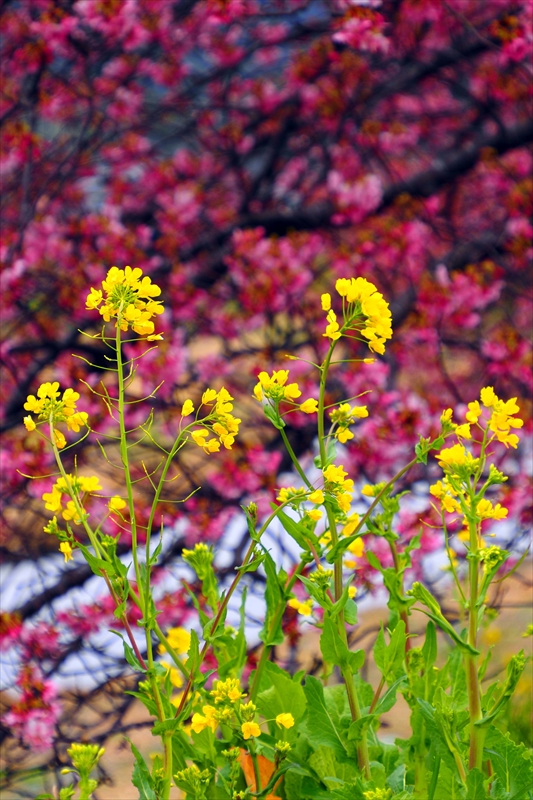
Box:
115;325;144;606
279;427;313;490
317;343;371;779
466;513;484;770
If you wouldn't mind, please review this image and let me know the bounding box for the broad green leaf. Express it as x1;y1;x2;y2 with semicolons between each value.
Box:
256;661;306;732
320;616;364;674
484;727;533;800
347;714;376;743
129;740;157;800
303;675;348;761
466;768;489;800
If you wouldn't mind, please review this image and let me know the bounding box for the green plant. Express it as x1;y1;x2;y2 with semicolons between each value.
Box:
24;267;531;799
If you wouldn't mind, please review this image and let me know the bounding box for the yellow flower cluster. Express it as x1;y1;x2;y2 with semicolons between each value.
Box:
23;382;88;447
436;443;480;473
466;386;523;449
210;678;244;704
190;388;241;453
322;463;354;513
330;402;368;443
86;265;164;338
253;370;301;403
190;691;294;740
321;277;393;355
42;474;102;523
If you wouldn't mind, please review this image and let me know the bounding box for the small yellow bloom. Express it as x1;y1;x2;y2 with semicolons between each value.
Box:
59;542;73;562
288;598;313;616
108;496;127;513
348;586;357;599
23;416;36;431
306;509;323;521
347;537;365;558
202;388;218;405
441;408;453;423
276;713;295;729
54;429;67;449
321;293;331;311
308;489;324;504
466;401;481;424
323;309;342;341
300;398;318;414
159;627;191;655
181;399;195;416
241;721;261;740
480;386;498;407
454;423;471;439
361;484;374;497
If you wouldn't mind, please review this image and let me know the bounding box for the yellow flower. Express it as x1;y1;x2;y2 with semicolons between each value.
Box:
306;509;323;521
54;429;67;449
43;488;62;513
436;443;478;472
276;713;295;729
308;489;324;504
86;265;163;337
202;388;218;405
211;678;244;704
347;538;365;558
161;661;184;689
321;293;331;311
158;627;191;655
466;401;481;424
348;586;357;599
181;399;195;416
241;721;261;740
323;309;342;340
62;500;82;524
480;386;498;407
23;416;36;431
454;423;471;439
337;429;354;443
300;398;318;414
342;513;360;536
288;598;313;616
191;706;217;734
441;408;453;423
361;484;375;497
108;496;127;513
59;542;73;562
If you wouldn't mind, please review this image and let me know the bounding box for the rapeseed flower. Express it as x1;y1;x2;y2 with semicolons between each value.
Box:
253;370;301;403
86;265;164;338
23;382;88;444
322;277;392;354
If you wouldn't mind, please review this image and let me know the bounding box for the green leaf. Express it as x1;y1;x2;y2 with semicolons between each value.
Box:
373;674;408;716
256;662;306;731
343;598;358;626
128;740;157;800
484;727;533;800
274;506;320;551
303;675;348;761
109;630;145;672
320;616;364;674
423;621;438;669
264;402;285;429
347;714;376;743
466;768;489;800
258;549;285;646
373;620;406;683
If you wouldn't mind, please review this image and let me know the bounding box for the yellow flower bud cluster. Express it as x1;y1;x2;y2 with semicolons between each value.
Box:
288;597;314;616
253;369;301;403
210;678;245;704
23;382;88;446
86;265;164;338
330;402;368;443
322;277;393;355
190;387;241;453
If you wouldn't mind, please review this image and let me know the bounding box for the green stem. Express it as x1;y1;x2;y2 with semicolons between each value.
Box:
316;344;371;779
466;514;484;771
249;746;262;795
280;427;313;490
389;539;411;657
115;325;144;606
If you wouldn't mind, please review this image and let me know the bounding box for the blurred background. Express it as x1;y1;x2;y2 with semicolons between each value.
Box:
1;0;531;796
